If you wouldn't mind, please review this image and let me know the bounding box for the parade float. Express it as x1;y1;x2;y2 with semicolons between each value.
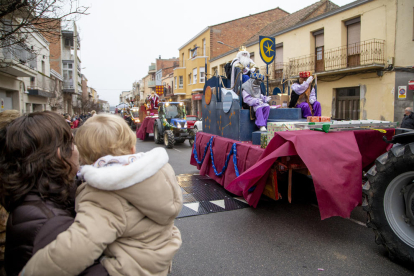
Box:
190;36;413;263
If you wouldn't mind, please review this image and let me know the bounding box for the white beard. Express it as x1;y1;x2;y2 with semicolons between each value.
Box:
236;51;250;68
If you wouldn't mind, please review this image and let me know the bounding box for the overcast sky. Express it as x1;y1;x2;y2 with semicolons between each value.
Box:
76;0;356;106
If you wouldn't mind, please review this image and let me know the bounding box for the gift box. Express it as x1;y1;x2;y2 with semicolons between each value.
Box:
267;121;303;144
260;133;268;149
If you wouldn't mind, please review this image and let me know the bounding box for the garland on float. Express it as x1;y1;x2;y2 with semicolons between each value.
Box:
158;104;187;129
193;134;240;177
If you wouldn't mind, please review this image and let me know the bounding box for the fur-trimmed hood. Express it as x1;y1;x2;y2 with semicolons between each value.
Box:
80;147;169;191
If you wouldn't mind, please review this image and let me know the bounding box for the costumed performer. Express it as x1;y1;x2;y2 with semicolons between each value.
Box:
242;73;271;132
231;46;259;89
289;71;321;117
146;91;159;113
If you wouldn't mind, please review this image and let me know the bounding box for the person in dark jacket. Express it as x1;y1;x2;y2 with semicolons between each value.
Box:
0;111;108;276
401;107;414;129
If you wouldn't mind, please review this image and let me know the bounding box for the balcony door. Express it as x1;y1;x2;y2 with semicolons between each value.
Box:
346;18;361;67
314;30;324;72
274;45;283;80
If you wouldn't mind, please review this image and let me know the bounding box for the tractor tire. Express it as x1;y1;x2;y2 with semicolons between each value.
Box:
154;123;163;144
164;130;175;149
363;143;414;264
188;129;197;147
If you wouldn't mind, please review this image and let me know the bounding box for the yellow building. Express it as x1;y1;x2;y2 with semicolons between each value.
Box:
173;7;290;117
210;0;414;123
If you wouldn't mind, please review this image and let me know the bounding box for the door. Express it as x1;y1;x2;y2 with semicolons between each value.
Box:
335;87;360;120
347;21;361;67
314;32;324;72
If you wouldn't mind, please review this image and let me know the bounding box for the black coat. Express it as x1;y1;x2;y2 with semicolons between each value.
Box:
5;192;108;276
401;113;414;129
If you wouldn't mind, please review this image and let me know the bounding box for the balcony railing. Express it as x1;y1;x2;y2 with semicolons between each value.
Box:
1;43;37;70
63;79;74;90
28;74;56;92
148;80;156;87
189;47;209;59
148;64;156;72
288;39;385;77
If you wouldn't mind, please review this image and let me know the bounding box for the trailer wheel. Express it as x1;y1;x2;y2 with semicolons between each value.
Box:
363;143;414;264
154;123;163;144
164;130;175;148
188;129;197;147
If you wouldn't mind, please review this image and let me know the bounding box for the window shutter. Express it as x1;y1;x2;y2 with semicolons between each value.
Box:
315;33;324;48
347;22;361;55
275;47;283;64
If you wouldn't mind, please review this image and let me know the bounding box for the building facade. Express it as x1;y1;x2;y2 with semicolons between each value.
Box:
210;0;414;122
173;7;289;117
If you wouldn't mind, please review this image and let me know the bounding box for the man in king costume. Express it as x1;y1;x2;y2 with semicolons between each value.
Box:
146;91;159;112
289;71;322;117
231;46;259;89
242;73;271;131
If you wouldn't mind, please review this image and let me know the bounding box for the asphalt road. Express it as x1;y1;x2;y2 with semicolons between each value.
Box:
136;136;414;276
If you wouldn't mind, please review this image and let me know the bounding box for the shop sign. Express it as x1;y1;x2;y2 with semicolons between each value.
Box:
409;80;414;91
398;86;407;99
192;94;202;100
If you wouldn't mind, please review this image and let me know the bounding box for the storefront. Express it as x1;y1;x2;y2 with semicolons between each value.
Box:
192;93;202;119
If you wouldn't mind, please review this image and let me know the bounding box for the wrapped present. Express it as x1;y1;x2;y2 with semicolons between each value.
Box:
262;165;280;201
267;121;303;144
320;116;331;122
307;116;320;122
260;133;268;149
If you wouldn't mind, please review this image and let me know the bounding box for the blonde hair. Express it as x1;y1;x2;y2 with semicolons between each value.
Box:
0;110;20;129
75;114;136;165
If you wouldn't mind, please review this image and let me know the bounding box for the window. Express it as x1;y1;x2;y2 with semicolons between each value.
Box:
188;73;192;85
65;38;73;47
335;87;360;120
313;30;324;72
220;64;226;76
179;76;183;88
174;77;177;89
200;67;205;83
182;53;185;67
212;66;218;76
193;68;197;84
250;52;255;62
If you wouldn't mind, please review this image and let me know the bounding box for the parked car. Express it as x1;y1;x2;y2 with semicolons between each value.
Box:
194;118;202;131
186;115;197;129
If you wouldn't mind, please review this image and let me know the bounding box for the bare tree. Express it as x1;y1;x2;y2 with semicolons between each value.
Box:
0;0;88;67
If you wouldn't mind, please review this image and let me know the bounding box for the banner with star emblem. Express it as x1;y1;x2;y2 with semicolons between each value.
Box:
259;36;276;65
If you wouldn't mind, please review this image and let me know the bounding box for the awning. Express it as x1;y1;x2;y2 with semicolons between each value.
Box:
27;89;55;98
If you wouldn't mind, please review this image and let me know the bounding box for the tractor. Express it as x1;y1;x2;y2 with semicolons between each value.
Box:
153;102;197;148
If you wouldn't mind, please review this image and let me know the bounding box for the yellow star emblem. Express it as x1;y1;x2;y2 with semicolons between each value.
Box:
264;42;274;56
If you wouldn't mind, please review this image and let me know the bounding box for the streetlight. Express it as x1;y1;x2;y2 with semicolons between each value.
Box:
217;41;238;50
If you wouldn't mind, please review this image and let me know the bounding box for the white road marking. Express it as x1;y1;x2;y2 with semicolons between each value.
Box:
173;148;182;152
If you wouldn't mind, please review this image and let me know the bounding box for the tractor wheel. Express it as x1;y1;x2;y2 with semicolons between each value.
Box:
188;129;197;147
164;130;175;149
363;143;414;264
154;123;163;144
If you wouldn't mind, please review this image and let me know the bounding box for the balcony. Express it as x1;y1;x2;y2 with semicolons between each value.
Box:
27;74;56;98
189;47;209;59
63;79;75;93
0;43;37;77
148;80;156;88
148;64;156;73
288;39;385;78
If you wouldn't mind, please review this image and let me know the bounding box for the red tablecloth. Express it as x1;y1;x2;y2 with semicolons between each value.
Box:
190;132;264;189
136;117;156;140
192;129;394;220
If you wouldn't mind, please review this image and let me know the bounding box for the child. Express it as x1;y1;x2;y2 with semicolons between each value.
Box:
22;114;183;276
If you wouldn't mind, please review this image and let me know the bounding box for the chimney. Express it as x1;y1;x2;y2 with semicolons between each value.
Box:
159;55;161;59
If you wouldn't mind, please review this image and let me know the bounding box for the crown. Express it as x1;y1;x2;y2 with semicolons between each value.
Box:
239;45;247;52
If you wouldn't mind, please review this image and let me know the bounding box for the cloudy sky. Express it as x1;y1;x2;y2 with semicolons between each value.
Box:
76;0;355;106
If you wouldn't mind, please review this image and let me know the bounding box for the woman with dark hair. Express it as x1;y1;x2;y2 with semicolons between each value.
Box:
0;111;107;276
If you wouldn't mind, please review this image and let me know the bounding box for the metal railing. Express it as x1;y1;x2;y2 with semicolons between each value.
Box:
28;74;56;92
148;64;156;72
189;47;209;59
148;80;156;87
1;43;37;70
288;39;385;77
63;79;74;89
